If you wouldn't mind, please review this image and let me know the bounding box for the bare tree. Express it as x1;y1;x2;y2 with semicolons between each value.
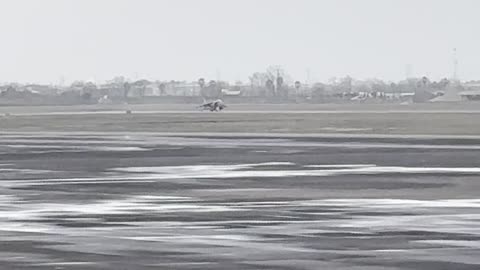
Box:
294;81;301;92
249;72;268;88
265;79;275;96
198;78;205;88
265;66;291;97
198;78;206;97
158;83;166;95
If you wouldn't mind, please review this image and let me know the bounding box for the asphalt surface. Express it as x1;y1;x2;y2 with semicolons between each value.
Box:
2;102;480;115
2;111;480;135
1;133;480;269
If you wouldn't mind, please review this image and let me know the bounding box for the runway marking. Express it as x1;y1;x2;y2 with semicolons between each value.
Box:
4;131;480;140
3;163;480;187
4;134;480;152
6;109;480;116
1;133;480;268
416;240;480;248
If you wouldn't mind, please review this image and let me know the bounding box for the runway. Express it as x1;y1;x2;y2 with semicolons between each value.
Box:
2;102;480;117
1;133;480;269
6;110;480;117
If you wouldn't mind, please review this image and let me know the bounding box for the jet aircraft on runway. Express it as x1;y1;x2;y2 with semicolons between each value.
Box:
198;99;227;112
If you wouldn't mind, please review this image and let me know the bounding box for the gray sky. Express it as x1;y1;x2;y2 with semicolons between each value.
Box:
1;0;478;84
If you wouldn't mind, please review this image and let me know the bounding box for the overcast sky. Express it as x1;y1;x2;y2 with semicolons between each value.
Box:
0;0;478;84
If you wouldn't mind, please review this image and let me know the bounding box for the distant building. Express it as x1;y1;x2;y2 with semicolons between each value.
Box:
221;88;242;96
459;90;480;100
165;82;199;96
459;82;480;101
23;84;58;96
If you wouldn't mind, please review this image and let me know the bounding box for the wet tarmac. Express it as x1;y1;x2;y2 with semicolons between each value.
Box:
1;133;480;269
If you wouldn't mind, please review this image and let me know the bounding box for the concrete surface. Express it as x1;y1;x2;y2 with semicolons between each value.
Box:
1;132;480;269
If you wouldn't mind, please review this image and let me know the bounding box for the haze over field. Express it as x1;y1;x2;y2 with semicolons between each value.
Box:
1;0;479;84
2;1;480;269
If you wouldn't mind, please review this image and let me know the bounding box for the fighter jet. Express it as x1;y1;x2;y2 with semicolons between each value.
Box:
198;99;227;112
